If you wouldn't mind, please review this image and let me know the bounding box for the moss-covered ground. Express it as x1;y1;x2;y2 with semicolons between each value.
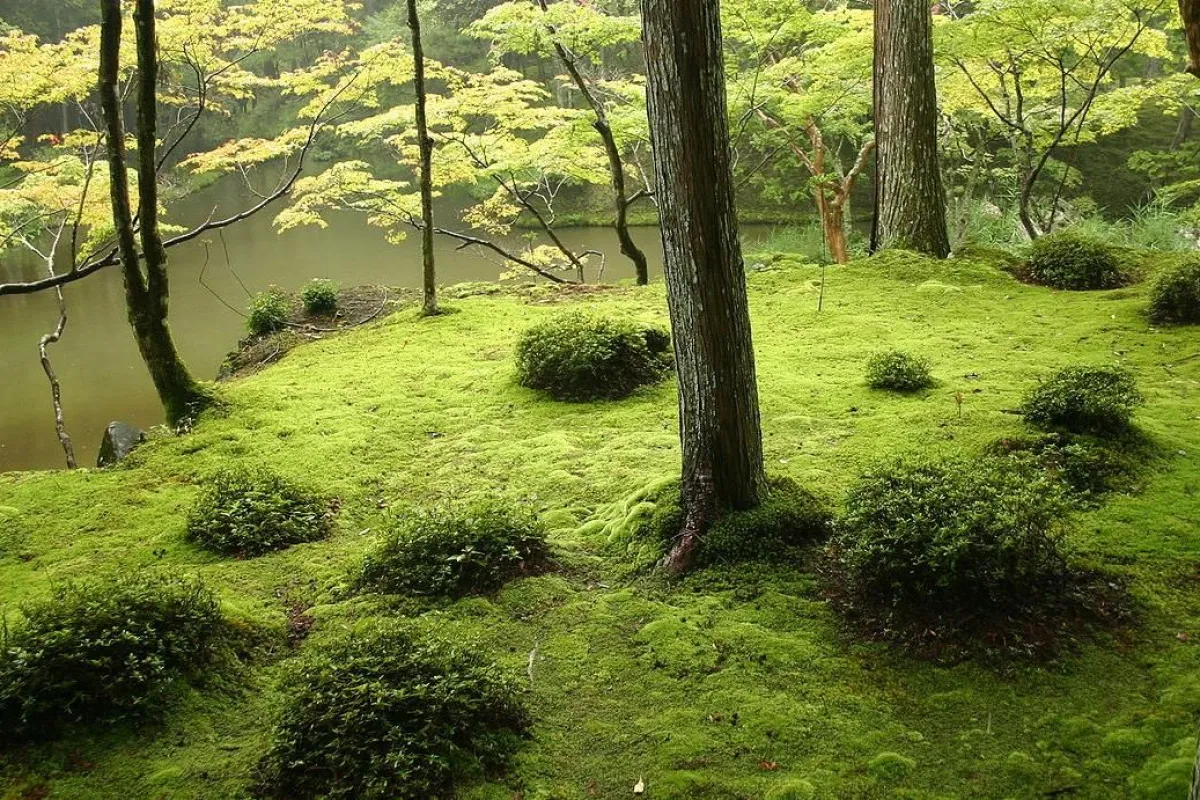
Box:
2;249;1199;799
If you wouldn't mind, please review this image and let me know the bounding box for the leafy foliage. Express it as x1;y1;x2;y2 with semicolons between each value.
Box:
988;433;1145;504
300;279;339;315
247;290;291;336
1148;255;1200;325
0;573;228;740
515;313;672;402
257;624;528;800
640;477;831;568
357;501;551;598
1021;365;1144;434
864;350;934;392
830;456;1120;658
186;466;332;557
1024;230;1131;290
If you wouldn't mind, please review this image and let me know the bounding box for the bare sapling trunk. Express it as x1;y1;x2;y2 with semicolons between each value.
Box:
26;224;77;469
100;0;210;427
408;0;439;315
535;0;651;284
871;0;951;257
642;0;767;574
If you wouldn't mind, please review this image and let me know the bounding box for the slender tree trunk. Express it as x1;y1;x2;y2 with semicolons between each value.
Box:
100;0;210;427
408;0;439;316
1184;0;1200;77
535;0;650;285
1172;107;1195;150
642;0;767;575
823;201;849;265
871;0;951;257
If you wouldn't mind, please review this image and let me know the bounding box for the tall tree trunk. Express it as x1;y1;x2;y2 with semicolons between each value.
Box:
1171;107;1195;150
871;0;951;258
536;0;650;285
823;201;849;265
642;0;767;575
408;0;439;316
1184;0;1200;77
100;0;210;427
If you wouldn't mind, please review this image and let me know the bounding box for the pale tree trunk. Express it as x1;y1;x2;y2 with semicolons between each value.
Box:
642;0;767;574
100;0;210;427
871;0;951;258
408;0;439;316
535;0;650;285
1184;0;1200;77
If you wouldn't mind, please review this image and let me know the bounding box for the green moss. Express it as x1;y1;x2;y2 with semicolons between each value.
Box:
1;251;1199;798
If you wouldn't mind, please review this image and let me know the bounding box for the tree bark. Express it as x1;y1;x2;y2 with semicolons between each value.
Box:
871;0;951;258
408;0;439;315
642;0;767;574
536;0;651;285
100;0;210;427
1183;0;1200;77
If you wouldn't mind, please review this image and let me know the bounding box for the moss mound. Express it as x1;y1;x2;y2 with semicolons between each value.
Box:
257;624;528;800
357;500;551;598
0;573;230;740
1024;230;1132;290
515;312;672;401
186;466;333;557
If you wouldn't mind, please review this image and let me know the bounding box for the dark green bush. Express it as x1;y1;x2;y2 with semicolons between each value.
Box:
865;350;934;392
515;313;672;401
0;573;228;739
830;456;1123;658
247;290;291;335
1148;256;1200;325
1021;365;1143;434
1024;230;1130;290
187;466;333;557
641;477;831;568
357;501;551;598
301;279;339;316
258;624;528;800
988;433;1143;503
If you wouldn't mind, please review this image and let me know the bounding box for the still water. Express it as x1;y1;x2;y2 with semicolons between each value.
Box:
0;181;773;472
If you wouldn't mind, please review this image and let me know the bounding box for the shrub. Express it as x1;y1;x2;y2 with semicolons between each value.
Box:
1024;230;1130;290
640;477;831;568
987;433;1143;503
0;573;228;739
300;279;339;316
830;456;1123;658
1021;365;1143;434
865;350;934;392
247;289;291;335
187;466;332;557
258;624;528;800
357;500;551;598
1148;256;1200;325
515;313;672;401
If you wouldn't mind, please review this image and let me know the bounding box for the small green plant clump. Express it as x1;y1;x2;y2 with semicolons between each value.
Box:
829;456;1123;659
357;500;551;598
515;313;673;402
187;466;333;557
247;289;291;335
1148;256;1200;325
988;433;1144;504
641;477;830;568
257;624;528;800
864;350;935;392
1021;365;1143;434
301;279;339;316
1023;230;1130;290
0;573;228;740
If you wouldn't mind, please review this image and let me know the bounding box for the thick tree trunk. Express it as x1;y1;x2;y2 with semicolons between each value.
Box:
536;0;650;285
101;0;209;427
408;0;439;316
642;0;767;574
871;0;951;258
1183;0;1200;77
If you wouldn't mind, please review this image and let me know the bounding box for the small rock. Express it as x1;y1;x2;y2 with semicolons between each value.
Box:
97;421;145;468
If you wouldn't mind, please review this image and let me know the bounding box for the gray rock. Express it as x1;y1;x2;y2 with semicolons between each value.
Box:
97;422;145;468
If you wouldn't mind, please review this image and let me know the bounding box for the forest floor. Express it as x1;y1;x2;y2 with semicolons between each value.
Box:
1;248;1198;799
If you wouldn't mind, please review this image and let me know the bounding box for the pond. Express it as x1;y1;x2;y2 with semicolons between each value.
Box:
0;180;777;471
